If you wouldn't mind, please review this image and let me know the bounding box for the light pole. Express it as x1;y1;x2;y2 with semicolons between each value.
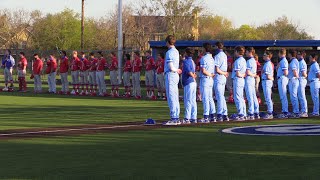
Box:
118;0;123;84
81;0;85;50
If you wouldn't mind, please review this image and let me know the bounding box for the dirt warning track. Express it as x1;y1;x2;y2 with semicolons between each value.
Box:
0;117;319;140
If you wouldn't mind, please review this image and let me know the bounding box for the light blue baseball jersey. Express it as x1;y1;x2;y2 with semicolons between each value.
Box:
262;60;273;80
246;57;257;83
308;62;320;82
164;46;180;73
214;50;227;82
288;58;299;79
200;53;215;77
232;56;246;79
277;57;288;77
298;58;307;77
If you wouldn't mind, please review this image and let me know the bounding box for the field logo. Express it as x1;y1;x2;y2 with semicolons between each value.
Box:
222;124;320;136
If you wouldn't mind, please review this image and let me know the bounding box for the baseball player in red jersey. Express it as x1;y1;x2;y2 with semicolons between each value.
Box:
132;51;142;99
70;51;81;95
195;52;202;101
156;53;166;100
254;54;262;104
123;53;132;98
88;52;98;96
17;52;27;92
32;54;43;93
96;51;108;96
109;52;119;97
59;51;69;95
226;51;234;103
145;50;156;99
80;52;90;95
46;54;57;93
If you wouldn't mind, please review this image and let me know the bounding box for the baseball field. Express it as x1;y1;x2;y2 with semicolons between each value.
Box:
0;85;319;179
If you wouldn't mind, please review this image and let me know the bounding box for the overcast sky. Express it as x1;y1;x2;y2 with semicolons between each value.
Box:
1;0;319;39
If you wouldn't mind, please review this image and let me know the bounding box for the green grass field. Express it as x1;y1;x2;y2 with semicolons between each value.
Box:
0;87;319;179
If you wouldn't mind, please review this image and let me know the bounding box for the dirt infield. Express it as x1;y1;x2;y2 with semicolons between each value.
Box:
0;121;169;140
0;117;318;140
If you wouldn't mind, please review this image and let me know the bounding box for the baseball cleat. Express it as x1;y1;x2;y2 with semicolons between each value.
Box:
2;87;8;92
182;119;191;124
199;119;210;124
254;113;260;119
310;113;319;117
223;115;230;122
70;90;76;95
277;113;288;119
190;119;198;124
163;120;178;126
299;113;308;118
263;114;273;120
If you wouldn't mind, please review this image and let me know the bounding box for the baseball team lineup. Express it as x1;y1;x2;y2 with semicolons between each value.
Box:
1;35;320;126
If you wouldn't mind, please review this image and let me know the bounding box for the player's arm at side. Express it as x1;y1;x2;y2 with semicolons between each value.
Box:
184;61;196;79
282;61;289;76
215;57;228;77
301;63;307;78
291;61;299;78
167;54;181;74
315;64;320;80
266;64;274;81
246;61;256;78
235;61;245;78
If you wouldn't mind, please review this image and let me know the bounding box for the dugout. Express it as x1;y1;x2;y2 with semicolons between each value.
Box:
149;40;320;89
149;40;320;60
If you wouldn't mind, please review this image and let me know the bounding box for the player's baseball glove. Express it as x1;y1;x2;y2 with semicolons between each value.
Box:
30;74;34;79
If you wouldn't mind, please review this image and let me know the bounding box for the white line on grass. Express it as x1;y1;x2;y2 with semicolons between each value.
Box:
0;124;142;137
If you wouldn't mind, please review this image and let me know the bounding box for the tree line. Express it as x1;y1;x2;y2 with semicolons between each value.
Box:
0;0;313;51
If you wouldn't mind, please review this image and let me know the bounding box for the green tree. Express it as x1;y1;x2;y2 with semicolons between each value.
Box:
257;16;313;40
31;9;82;50
199;15;233;40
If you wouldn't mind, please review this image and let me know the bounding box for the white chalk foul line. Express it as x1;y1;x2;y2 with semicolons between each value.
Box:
0;124;142;137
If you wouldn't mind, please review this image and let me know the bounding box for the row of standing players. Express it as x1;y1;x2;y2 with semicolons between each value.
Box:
163;35;320;126
1;49;168;99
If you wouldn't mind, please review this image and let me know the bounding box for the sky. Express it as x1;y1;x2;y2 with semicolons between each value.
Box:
1;0;319;39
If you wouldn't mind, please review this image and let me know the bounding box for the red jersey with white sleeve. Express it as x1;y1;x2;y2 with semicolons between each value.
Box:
123;60;132;72
195;55;202;72
80;58;90;71
156;58;164;74
96;57;107;71
109;57;118;71
18;57;27;70
227;56;234;72
256;60;262;76
145;56;155;71
33;58;43;75
132;58;142;73
60;56;69;73
71;57;81;71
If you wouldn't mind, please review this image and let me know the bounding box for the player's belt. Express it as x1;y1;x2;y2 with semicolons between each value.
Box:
310;79;319;82
201;76;212;79
289;77;298;81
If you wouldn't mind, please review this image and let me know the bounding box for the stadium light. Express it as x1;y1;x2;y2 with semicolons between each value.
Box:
118;0;123;84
